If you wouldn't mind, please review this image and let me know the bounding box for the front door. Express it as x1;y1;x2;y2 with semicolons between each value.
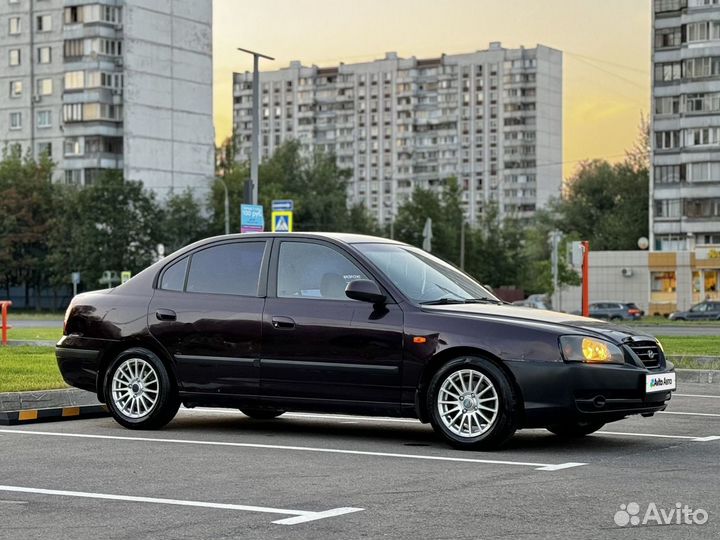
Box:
261;239;404;408
148;239;269;397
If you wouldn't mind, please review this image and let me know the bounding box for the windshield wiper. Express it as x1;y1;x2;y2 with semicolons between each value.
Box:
420;297;502;305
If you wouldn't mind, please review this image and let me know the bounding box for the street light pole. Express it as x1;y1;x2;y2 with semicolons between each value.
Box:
237;47;274;206
216;177;230;235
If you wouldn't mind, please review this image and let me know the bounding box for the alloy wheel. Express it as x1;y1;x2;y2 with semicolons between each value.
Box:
436;368;499;438
111;358;160;419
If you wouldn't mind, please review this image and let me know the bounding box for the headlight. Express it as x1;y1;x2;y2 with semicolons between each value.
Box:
560;336;625;364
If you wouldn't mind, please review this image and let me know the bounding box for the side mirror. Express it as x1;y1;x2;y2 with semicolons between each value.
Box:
345;279;386;304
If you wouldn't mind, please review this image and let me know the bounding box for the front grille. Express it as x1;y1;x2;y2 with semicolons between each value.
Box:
627;340;662;368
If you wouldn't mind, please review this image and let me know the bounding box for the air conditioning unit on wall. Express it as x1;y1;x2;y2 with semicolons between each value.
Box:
621;267;633;278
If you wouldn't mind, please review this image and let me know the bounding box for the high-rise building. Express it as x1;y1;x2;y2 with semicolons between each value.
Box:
232;43;562;225
652;0;720;250
0;0;214;197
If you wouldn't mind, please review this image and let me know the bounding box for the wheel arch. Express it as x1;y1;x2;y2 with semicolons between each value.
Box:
414;346;525;424
96;338;179;403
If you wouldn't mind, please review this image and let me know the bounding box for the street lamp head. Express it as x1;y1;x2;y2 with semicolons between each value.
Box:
236;47;275;61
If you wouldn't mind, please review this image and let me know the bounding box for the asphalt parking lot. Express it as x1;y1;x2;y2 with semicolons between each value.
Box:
1;384;719;539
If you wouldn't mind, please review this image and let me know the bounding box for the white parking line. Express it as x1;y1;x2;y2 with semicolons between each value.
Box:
597;430;720;442
660;411;720;418
675;394;720;399
0;429;585;472
0;485;362;525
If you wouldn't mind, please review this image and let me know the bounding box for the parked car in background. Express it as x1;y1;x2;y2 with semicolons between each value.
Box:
512;294;551;310
573;302;643;321
625;302;645;317
669;301;720;321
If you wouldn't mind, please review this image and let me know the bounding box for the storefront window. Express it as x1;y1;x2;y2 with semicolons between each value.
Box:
650;271;677;304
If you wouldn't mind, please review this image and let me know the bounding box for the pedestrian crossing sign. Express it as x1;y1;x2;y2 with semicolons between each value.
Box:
272;211;293;232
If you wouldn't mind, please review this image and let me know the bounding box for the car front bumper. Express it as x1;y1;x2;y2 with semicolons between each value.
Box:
506;359;674;428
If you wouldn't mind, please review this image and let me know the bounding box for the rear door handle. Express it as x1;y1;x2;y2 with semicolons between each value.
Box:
155;308;177;321
271;316;295;329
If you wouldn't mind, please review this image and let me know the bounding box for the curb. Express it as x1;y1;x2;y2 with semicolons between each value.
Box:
0;388;109;425
0;404;108;426
676;369;720;385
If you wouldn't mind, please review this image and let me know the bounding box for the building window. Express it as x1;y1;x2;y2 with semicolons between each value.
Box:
36;78;52;96
655;130;681;149
654;96;680;115
653;61;682;81
64;70;85;90
64;137;83;156
654;0;687;12
64;39;84;58
36;110;51;128
655;199;682;218
62;103;83;122
9;112;22;130
64;6;83;24
36;14;51;32
655;27;682;48
37;142;52;157
9;48;20;66
37;46;51;64
684;56;720;78
685;92;720;113
686;127;720;147
685;198;720;218
64;169;82;185
9;80;22;98
9;16;20;35
655;164;686;184
687;161;720;182
91;38;122;56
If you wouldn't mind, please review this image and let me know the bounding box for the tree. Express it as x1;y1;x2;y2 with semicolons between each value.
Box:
0;146;54;307
48;171;163;292
394;178;463;265
554;159;649;251
160;189;207;254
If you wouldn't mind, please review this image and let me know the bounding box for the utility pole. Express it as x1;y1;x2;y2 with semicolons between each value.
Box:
460;221;466;270
237;47;275;206
216;177;230;235
549;230;562;309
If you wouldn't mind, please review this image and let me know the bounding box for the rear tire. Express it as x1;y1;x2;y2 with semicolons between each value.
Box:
105;348;180;430
610;316;622;321
427;357;517;450
241;408;285;420
547;420;605;438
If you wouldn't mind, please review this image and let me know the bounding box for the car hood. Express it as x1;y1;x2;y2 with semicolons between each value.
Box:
422;303;655;343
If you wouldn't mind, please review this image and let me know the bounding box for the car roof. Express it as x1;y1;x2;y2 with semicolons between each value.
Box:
200;232;404;245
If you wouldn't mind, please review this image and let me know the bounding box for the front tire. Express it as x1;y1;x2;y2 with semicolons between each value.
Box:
427;357;517;450
105;348;179;430
547;420;605;438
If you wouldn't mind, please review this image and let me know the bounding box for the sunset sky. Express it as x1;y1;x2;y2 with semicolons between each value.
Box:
212;0;651;179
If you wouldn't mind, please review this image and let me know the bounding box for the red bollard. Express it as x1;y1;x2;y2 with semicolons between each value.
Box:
1;300;12;346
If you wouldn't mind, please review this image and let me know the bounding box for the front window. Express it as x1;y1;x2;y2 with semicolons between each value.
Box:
356;243;498;304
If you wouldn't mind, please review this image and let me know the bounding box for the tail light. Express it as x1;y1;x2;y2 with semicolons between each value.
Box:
628;308;640;316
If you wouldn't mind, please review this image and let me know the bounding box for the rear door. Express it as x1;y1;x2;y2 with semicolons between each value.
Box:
260;239;404;407
148;239;270;398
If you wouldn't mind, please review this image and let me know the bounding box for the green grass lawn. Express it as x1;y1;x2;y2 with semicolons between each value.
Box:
626;317;720;326
7;311;64;321
0;346;66;392
8;327;62;342
657;336;719;357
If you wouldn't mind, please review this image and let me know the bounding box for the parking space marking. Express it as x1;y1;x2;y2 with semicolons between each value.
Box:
659;411;720;418
598;430;720;442
185;408;420;424
0;485;362;526
0;429;585;472
675;394;720;399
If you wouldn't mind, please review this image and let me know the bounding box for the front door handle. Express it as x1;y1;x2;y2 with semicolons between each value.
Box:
271;316;295;329
155;308;177;321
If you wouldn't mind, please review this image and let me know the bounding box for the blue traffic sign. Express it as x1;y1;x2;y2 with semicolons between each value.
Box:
272;199;294;212
241;204;264;233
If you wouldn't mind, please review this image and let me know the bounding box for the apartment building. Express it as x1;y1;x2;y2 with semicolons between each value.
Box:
0;0;214;197
232;43;562;225
652;0;720;250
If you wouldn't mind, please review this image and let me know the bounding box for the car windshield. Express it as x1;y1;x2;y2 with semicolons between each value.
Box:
355;243;500;304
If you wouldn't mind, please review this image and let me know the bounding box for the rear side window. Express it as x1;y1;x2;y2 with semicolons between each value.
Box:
160;257;188;291
185;242;266;296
